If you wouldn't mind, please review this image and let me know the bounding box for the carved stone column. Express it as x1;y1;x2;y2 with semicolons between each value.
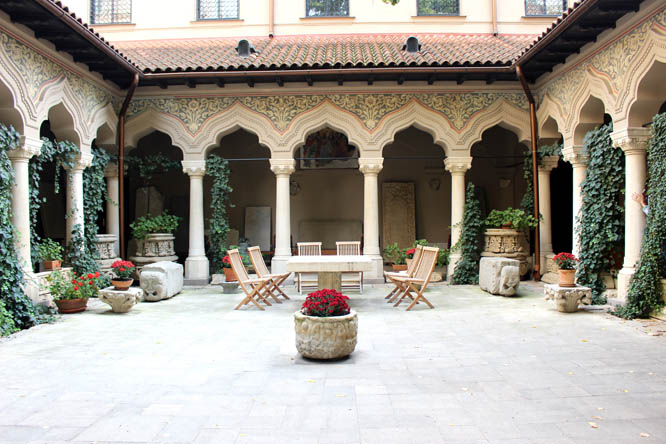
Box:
359;158;384;279
7;136;41;271
444;157;473;281
270;159;295;275
66;152;93;246
612;127;650;302
104;162;120;256
562;145;588;256
538;155;560;283
182;160;209;284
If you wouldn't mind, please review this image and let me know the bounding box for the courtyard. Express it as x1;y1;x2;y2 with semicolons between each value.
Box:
1;283;665;444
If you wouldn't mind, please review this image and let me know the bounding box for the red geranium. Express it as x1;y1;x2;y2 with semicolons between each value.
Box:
405;248;416;259
222;255;232;269
553;252;578;270
111;260;136;279
301;289;350;317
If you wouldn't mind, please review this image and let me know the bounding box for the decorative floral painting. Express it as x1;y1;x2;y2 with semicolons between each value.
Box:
299;128;359;169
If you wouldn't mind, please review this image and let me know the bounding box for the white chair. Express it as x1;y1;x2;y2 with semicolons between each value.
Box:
296;242;321;293
336;241;363;293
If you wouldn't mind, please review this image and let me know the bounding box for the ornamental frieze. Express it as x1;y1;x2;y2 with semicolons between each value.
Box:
128;91;527;135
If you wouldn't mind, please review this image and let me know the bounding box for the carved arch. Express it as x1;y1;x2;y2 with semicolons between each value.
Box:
89;102;117;146
458;100;531;153
35;77;86;148
124;107;189;155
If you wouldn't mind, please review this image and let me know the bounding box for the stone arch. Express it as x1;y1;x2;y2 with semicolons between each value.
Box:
46;102;81;147
572;95;609;145
35;76;87;148
372;100;454;156
537;95;566;138
565;75;616;142
281;101;371;156
89;103;117;146
626;59;666;127
124;107;189;156
192;103;281;158
459;100;531;153
540;116;563;140
0;77;25;133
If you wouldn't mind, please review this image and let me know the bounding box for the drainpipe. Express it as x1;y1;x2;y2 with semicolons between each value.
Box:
491;0;498;36
117;73;139;260
268;0;274;37
515;65;541;281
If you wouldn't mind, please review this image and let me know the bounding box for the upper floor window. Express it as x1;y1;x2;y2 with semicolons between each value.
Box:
197;0;239;20
417;0;459;16
306;0;349;17
525;0;567;16
90;0;131;24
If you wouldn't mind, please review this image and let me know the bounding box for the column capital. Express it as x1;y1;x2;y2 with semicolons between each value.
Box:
539;155;560;173
562;145;588;166
7;136;41;161
68;152;94;172
444;157;472;174
270;159;295;176
358;157;383;175
611;127;650;155
182;160;206;177
104;162;119;178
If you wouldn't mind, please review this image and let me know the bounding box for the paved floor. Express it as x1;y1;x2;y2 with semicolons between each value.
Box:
1;282;665;444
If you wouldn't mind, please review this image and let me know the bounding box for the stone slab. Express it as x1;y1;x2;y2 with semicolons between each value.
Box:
382;182;415;249
479;257;520;296
244;206;271;251
286;255;374;273
135;186;163;219
98;287;143;313
140;261;184;301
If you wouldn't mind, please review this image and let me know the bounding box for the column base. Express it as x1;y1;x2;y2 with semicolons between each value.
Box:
364;254;384;280
271;255;291;276
184;256;210;285
447;253;461;281
616;267;636;303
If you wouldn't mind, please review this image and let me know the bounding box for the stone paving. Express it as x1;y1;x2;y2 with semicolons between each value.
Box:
1;282;665;444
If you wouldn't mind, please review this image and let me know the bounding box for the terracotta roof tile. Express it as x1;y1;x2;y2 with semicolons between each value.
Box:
114;33;537;73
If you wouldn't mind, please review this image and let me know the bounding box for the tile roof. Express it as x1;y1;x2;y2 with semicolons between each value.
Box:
113;34;538;73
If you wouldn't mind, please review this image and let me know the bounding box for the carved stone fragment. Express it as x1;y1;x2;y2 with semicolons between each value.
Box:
294;310;357;359
140;261;184;302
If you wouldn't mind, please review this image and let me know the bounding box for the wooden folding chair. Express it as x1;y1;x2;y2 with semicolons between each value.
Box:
391;246;439;311
248;246;290;302
336;241;363;293
296;242;321;293
229;249;273;310
384;244;423;302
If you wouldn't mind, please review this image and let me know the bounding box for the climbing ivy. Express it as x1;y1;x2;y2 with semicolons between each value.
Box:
126;153;181;185
575;123;625;303
0;124;37;334
520;142;563;214
206;154;234;271
451;183;484;285
617;113;666;319
29;138;79;266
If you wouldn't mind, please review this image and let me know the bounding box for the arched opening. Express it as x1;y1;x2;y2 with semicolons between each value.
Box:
0;81;23;133
47;103;80;147
574;96;608;145
291;127;361;253
380;126;448;250
207;129;273;264
126;131;186;261
629;61;666;127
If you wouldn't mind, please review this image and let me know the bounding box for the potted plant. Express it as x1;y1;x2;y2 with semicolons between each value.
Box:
383;242;407;271
130;211;180;259
47;269;101;313
221;254;236;282
484;207;539;231
553;252;578;287
294;289;357;359
111;260;136;291
37;238;63;271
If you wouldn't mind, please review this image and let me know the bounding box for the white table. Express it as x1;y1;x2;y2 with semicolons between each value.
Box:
286;255;374;292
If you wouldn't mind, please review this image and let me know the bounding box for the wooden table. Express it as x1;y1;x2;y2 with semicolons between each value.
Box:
286;255;374;292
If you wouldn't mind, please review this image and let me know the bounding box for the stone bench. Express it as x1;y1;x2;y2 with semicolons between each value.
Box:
479;257;520;296
140;261;184;302
544;284;592;313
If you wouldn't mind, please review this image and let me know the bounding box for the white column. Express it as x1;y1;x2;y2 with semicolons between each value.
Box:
444;157;473;281
270;159;295;274
359;158;384;279
538;155;559;277
104;163;120;256
66;152;93;245
611;127;650;302
182;160;209;283
562;145;588;256
7;137;41;272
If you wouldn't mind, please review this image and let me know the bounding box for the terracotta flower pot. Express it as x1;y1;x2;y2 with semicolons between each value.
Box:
294;310;357;359
558;269;576;287
111;278;134;291
54;298;88;314
392;264;407;272
223;267;237;282
42;260;61;271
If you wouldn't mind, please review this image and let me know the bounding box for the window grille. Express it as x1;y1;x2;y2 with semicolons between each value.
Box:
306;0;349;17
417;0;459;16
197;0;240;20
525;0;567;16
90;0;131;24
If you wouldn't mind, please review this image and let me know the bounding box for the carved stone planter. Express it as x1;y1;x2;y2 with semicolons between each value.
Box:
130;233;178;274
481;229;530;278
544;284;592;313
94;234;120;279
294;310;357;359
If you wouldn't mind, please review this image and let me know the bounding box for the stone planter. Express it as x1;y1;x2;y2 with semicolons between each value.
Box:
221;282;239;293
130;233;178;275
481;229;530;278
294;310;358;359
544;284;592;313
94;234;120;278
99;287;143;313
